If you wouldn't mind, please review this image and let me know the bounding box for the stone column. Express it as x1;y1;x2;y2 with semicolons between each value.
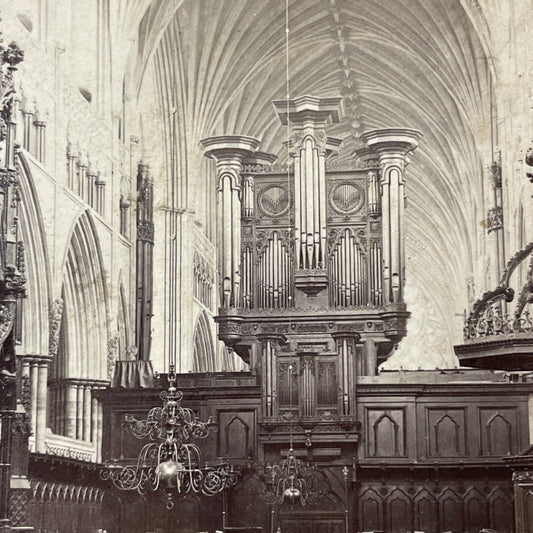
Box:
91;395;98;444
201;136;274;309
76;384;84;440
135;162;154;361
273;95;342;300
21;96;34;153
65;383;77;438
33;111;46;163
29;361;38;440
361;129;422;304
77;153;88;199
35;355;52;453
83;385;92;441
67;143;78;190
97;401;103;462
86;161;98;207
95;177;106;216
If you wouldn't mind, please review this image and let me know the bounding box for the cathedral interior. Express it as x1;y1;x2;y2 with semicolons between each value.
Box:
0;1;533;532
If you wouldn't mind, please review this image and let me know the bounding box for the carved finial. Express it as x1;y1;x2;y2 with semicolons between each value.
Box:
2;42;24;67
107;332;120;379
125;345;138;360
490;151;502;189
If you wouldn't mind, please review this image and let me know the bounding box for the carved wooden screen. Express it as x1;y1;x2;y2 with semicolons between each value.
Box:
277;358;299;422
276;355;338;421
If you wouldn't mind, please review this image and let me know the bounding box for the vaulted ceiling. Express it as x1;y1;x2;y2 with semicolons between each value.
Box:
124;0;495;365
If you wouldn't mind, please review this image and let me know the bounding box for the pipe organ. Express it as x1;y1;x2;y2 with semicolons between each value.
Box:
203;96;421;462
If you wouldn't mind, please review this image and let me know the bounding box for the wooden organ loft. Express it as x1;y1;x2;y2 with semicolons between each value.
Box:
201;95;422;456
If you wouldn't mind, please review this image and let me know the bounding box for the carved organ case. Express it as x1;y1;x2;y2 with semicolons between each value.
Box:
202;96;421;455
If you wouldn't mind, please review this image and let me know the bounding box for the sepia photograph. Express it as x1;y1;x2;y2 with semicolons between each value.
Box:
0;1;532;532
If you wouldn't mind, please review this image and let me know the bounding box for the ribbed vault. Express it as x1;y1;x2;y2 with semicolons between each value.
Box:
130;0;495;366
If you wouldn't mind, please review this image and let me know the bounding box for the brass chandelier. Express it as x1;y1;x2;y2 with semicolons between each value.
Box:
265;447;320;506
101;366;238;508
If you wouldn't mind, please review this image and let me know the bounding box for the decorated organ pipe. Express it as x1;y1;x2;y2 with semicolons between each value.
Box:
361;128;422;304
273;97;342;272
241;245;253;309
333;333;357;417
242;176;254;218
256;231;293;309
367;170;380;216
261;337;278;418
328;229;367;307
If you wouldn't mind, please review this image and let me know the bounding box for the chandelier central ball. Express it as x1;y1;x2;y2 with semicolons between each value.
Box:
156;459;185;488
283;486;301;505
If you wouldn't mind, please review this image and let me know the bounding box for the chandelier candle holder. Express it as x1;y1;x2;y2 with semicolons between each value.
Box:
265;448;321;507
101;366;238;508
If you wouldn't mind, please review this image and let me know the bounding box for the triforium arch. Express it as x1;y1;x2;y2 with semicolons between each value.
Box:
192;310;215;373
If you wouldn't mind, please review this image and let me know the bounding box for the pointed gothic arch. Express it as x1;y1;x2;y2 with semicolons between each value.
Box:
192;310;215;372
56;210;109;379
16;152;52;355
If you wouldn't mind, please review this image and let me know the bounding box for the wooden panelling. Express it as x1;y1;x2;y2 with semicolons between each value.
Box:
385;488;412;533
478;406;518;456
425;407;467;458
358;488;384;531
439;487;463;532
217;410;256;459
365;407;406;458
357;482;514;533
413;489;438;533
488;488;514;533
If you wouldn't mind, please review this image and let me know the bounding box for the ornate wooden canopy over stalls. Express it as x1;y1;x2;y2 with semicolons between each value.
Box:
455;240;533;370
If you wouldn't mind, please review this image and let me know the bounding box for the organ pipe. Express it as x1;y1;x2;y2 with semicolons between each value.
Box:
328;230;369;307
255;232;293;308
333;334;356;417
367;171;380;216
242;176;254;218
